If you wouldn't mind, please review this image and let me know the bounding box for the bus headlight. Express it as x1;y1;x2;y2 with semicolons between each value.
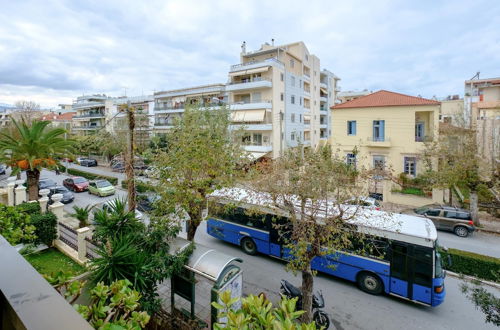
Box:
434;285;444;293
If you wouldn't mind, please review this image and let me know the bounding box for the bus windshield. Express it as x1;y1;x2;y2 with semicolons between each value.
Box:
435;251;444;278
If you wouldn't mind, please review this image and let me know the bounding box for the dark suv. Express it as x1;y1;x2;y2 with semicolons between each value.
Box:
80;158;98;167
413;204;475;237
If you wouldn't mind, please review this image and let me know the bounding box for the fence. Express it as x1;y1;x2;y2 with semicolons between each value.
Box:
58;222;78;251
84;237;100;259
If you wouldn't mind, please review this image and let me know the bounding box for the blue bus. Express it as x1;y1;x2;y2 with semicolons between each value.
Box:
206;188;446;307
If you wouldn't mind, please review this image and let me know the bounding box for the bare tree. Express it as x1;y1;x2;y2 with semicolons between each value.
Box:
231;145;387;322
12;100;42;124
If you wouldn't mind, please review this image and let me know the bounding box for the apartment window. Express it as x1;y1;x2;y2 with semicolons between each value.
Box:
299;80;302;88
280;73;284;81
305;54;309;61
291;132;295;141
404;157;417;176
299;114;302;123
280;93;284;101
373;155;386;170
291;95;295;104
373;120;385;141
347;120;357;135
252;92;262;102
253;133;263;146
291;113;295;123
299;97;302;106
346;153;357;168
291;76;296;87
290;59;295;68
415;122;425;142
242;134;251;145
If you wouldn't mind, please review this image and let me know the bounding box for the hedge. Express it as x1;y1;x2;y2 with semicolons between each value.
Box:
440;248;500;282
60;166;118;185
16;202;41;215
30;212;58;247
121;180;152;193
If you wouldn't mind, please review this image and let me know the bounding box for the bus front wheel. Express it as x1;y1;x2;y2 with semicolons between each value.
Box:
357;272;383;295
241;237;257;255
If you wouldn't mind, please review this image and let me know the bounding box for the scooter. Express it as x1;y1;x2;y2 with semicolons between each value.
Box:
280;279;330;329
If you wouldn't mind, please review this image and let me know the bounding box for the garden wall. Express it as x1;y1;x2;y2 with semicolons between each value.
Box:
383;180;448;207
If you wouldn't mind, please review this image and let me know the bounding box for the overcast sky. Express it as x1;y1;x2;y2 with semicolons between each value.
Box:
1;0;499;107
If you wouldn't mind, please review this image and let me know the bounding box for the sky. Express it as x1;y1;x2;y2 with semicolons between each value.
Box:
0;0;499;108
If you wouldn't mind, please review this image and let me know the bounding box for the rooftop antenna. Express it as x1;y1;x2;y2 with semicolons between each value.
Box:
241;41;246;54
271;38;274;46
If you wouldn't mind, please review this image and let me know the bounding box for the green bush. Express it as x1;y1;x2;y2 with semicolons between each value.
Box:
0;204;36;245
121;180;152;193
59;166;118;185
440;248;500;282
31;212;58;247
16;202;41;215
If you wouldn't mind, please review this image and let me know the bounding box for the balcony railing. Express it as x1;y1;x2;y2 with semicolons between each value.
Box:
155;102;224;111
229;77;271;85
415;136;433;142
72;101;105;109
230;57;283;71
73;112;105;119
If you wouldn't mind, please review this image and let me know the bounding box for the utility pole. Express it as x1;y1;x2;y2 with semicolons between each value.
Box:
121;101;136;212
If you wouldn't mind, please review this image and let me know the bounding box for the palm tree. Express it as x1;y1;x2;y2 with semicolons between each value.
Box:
70;205;94;228
0;119;74;200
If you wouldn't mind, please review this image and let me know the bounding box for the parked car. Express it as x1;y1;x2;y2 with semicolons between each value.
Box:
102;199;144;220
39;178;57;190
47;186;74;204
0;164;6;175
76;157;86;164
88;180;115;197
60;157;73;163
346;196;381;210
80;158;98;167
63;176;89;192
411;204;475;237
137;194;161;213
111;162;125;172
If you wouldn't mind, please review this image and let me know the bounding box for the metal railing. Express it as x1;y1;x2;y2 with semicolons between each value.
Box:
415;136;433;142
72;101;105;109
230;57;283;70
367;137;391;142
73;112;105;118
85;237;101;259
58;222;78;251
230;99;272;105
228;77;272;85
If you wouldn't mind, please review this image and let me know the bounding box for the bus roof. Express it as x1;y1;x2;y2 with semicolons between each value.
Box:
210;188;437;248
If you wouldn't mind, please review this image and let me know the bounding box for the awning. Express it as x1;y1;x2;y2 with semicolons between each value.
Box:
229;66;269;77
320;87;328;94
231;110;266;122
303;114;311;120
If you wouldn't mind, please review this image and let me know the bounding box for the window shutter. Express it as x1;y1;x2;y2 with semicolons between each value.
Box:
380;120;385;141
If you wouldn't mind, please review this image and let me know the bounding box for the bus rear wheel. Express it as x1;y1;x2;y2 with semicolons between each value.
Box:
357;272;383;295
241;237;257;255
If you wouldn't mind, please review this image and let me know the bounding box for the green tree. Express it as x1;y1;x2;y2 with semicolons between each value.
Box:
244;145;379;322
422;123;493;225
0;204;36;245
70;204;95;228
0;119;74;200
461;277;500;327
155;105;244;241
212;290;317;329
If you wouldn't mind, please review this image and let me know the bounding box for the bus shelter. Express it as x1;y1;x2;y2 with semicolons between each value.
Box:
169;237;243;328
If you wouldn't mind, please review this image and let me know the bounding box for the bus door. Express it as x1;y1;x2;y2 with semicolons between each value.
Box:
390;243;433;305
268;215;291;258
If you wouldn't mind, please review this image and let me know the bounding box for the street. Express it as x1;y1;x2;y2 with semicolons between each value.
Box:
193;221;499;330
438;230;500;258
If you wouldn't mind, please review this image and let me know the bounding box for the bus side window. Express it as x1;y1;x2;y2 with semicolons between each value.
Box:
391;243;408;280
413;247;433;286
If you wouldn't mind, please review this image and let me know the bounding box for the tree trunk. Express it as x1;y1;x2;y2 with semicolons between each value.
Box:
26;169;40;201
470;190;480;226
186;219;198;241
301;265;314;323
448;185;453;205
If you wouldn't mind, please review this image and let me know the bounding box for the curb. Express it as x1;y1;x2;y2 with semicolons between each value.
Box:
476;228;500;236
446;270;500;289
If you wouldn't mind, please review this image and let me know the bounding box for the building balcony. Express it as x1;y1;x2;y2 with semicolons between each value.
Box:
230;101;272;110
304;90;310;98
230;57;284;72
73;112;105;120
366;137;391;147
476;100;500;109
320;106;328;112
415;135;433;142
303;74;310;82
243;144;273;153
226;78;272;92
72;102;105;110
72;125;102;130
320;96;328;102
231;123;272;131
320;82;328;89
320;123;328;128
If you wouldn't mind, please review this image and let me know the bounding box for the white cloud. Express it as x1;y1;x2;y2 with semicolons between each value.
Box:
0;0;499;107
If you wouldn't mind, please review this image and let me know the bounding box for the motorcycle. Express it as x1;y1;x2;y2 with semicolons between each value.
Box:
280;279;330;329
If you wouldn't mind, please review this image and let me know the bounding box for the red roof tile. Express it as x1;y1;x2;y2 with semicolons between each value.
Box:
41;112;76;121
332;90;440;109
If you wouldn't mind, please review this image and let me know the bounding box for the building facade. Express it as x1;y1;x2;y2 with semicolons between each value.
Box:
464;77;500;165
330;90;440;193
71;94;111;135
227;41;338;159
337;90;371;104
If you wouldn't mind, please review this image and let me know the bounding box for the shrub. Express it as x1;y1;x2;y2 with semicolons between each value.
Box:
59;166;118;185
16;202;41;215
31;212;58;246
0;204;36;245
121;180;152;193
440;248;500;282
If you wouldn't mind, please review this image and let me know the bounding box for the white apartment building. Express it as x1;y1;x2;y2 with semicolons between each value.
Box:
72;94;111;135
226;41;339;159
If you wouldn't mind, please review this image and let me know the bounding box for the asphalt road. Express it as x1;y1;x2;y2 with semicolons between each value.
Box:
437;230;500;258
192;221;499;330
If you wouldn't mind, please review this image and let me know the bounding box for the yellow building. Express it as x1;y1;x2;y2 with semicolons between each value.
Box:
330;90;440;193
439;98;463;124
